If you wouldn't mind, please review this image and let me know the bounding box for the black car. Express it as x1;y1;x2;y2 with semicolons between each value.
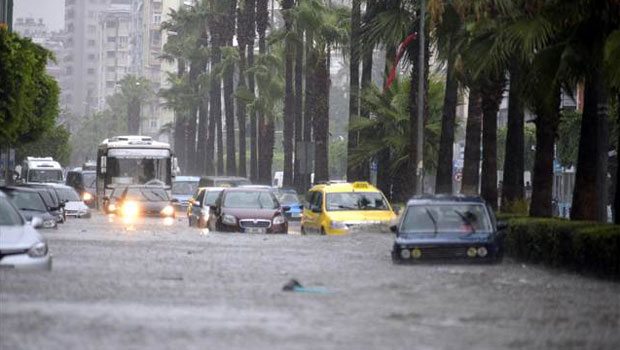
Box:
103;185;176;218
1;187;58;229
65;168;97;207
19;184;66;223
391;195;506;264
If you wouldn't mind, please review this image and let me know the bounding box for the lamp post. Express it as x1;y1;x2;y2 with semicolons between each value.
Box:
416;0;425;195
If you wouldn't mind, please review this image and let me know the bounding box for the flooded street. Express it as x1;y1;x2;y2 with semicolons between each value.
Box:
1;213;619;350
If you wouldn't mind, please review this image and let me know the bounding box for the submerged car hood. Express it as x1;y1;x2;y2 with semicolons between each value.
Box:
396;231;494;245
326;210;395;223
18;210;54;222
222;207;280;220
0;224;42;249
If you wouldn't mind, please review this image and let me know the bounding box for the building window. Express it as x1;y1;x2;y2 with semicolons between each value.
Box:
106;20;117;28
88;11;95;18
88;25;96;33
106;81;115;88
107;51;116;58
119;36;128;46
66;67;73;75
150;119;158;128
88;39;96;47
152;15;161;25
107;66;115;73
107;36;116;43
87;68;95;75
88;54;96;61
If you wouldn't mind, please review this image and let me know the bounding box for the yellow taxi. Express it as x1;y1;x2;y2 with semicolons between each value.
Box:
301;181;397;235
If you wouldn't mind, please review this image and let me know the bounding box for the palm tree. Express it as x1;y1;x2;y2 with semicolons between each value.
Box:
293;0;305;192
223;0;238;175
282;0;295;187
117;75;152;135
347;0;361;181
236;0;252;177
256;0;271;184
246;0;258;181
460;86;482;195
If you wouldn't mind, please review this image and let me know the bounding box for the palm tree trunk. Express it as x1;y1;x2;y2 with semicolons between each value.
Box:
127;98;140;134
282;0;295;187
207;43;222;175
197;95;208;174
529;87;560;217
237;42;248;177
222;0;237;176
293;24;304;191
248;0;258;182
303;33;315;189
358;33;373;181
614;92;620;224
256;0;271;184
479;74;504;211
501;59;525;211
461;87;482;195
187;61;200;174
571;68;610;222
174;59;187;171
435;43;457;194
347;0;361;182
314;51;329;183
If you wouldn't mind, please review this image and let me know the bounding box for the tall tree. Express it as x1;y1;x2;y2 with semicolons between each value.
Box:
223;0;238;175
256;0;272;184
347;0;361;181
118;75;152;135
282;0;295;187
479;73;504;211
248;0;258;181
293;0;305;191
461;87;482;195
236;0;251;177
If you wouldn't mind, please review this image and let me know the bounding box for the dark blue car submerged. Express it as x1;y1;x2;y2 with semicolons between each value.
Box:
391;195;506;263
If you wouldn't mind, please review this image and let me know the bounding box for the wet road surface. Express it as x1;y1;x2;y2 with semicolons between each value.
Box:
1;213;619;350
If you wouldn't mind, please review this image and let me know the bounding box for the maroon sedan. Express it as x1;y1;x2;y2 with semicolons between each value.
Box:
208;188;289;234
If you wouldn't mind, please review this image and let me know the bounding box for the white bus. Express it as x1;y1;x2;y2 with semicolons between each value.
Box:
96;136;177;208
19;157;64;184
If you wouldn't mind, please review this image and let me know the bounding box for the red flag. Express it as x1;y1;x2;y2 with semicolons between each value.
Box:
384;32;417;92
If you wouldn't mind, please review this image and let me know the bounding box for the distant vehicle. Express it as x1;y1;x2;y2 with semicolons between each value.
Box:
187;187;225;228
1;187;58;229
103;185;176;218
301;181;396;235
0;190;52;270
208;187;288;234
272;171;314;188
66;168;97;207
171;176;200;212
390;195;506;264
274;188;303;220
19;157;64;184
20;184;66;223
198;176;250;188
96;135;177;209
45;184;91;219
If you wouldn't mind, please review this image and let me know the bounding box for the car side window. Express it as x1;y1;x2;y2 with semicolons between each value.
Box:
195;189;205;203
312;192;323;211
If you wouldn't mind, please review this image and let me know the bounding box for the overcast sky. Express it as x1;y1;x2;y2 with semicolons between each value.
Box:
14;0;65;31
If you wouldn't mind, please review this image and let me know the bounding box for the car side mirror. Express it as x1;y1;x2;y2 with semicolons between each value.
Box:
390;225;398;234
209;205;217;212
497;221;508;231
31;217;43;229
393;205;401;215
311;206;321;213
194;201;201;207
281;205;290;212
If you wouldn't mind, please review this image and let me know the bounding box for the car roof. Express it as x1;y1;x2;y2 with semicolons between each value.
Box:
222;187;274;193
1;186;39;193
309;181;382;193
406;194;486;206
197;186;226;191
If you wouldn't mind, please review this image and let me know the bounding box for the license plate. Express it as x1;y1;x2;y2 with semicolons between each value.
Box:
245;227;266;234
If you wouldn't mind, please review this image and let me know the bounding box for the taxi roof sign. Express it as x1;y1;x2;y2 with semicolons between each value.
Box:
352;181;371;189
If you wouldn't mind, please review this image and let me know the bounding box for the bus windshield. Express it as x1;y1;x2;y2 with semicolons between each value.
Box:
28;169;63;183
105;157;171;187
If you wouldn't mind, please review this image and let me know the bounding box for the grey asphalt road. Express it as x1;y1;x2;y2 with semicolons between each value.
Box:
1;213;619;350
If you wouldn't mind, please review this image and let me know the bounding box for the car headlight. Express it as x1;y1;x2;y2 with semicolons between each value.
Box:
28;242;48;258
330;221;348;230
222;214;237;225
467;247;477;258
43;219;56;228
161;205;175;217
400;248;411;259
273;215;286;225
477;246;488;257
82;192;93;201
108;203;117;212
121;201;140;218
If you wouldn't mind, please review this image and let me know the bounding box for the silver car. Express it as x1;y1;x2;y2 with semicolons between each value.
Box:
0;191;52;271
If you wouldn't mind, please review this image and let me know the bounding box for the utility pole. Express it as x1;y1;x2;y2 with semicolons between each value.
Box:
416;0;425;194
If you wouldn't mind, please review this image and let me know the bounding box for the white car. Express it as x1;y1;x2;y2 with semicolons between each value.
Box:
46;184;91;218
0;191;52;271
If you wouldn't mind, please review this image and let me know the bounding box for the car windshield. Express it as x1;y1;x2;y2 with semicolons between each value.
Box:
28;169;63;183
83;172;96;188
124;187;169;202
400;204;492;234
172;181;198;195
204;190;223;206
9;191;47;212
326;192;389;211
276;192;300;205
0;196;25;225
223;191;278;209
55;188;81;202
